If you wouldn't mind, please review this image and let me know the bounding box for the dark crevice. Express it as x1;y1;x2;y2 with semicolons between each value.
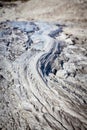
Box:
52;69;57;75
60;60;64;69
0;75;5;80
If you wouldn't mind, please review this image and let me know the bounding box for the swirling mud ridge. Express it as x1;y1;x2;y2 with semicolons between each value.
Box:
0;21;87;130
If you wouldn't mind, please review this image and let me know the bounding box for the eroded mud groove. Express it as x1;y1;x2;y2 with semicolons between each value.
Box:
0;21;87;130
